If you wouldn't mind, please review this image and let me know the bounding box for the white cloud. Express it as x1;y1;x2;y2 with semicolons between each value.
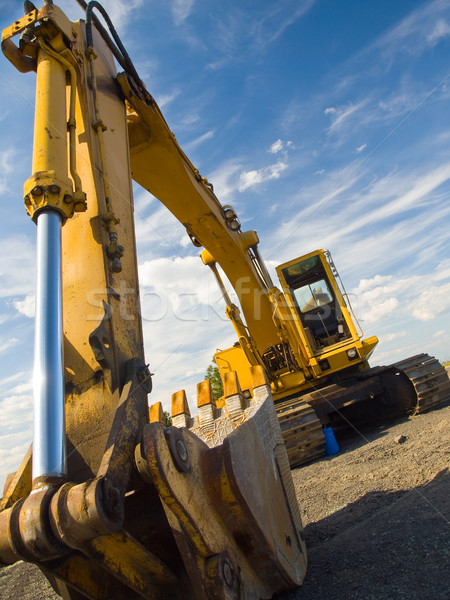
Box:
268;139;294;155
0;431;31;495
0;236;35;297
171;0;195;25
351;262;450;328
155;89;180;108
0;149;15;193
13;294;35;318
382;331;407;343
0;380;33;493
427;18;450;45
207;159;243;201
137;256;236;411
359;295;400;325
253;0;316;46
134;196;188;258
269;139;283;154
410;283;450;321
183;129;215;151
0;337;19;354
57;0;144;27
139;255;218;313
205;1;315;69
356;143;367;153
434;329;446;338
239;161;288;191
271;156;450;277
370;0;450;58
325;100;369;135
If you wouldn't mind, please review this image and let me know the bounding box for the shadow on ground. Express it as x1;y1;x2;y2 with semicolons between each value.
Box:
277;469;450;600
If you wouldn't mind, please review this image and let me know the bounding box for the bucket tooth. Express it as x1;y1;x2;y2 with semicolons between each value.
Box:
250;364;268;389
196;380;216;427
149;401;165;424
224;371;247;422
171;390;192;428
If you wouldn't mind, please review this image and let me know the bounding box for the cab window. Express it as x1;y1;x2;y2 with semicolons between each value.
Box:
292;279;333;313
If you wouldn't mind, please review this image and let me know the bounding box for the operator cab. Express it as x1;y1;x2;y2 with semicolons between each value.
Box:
277;251;352;351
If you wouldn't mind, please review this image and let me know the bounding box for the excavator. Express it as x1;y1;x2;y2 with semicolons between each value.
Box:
1;2;449;599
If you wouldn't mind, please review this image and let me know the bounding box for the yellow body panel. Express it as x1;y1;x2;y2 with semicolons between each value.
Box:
217;249;378;400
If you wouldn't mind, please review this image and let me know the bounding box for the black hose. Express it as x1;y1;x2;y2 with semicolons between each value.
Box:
84;0;142;88
23;1;37;14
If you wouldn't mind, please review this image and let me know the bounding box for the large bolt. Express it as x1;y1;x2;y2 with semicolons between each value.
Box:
176;438;188;462
205;554;239;600
111;257;122;273
31;186;44;196
101;478;122;523
222;560;234;587
165;427;191;473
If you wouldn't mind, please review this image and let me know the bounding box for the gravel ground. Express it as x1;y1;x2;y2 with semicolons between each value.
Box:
1;404;449;599
278;403;450;600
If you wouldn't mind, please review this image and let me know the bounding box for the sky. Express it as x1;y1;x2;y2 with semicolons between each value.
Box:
1;0;450;492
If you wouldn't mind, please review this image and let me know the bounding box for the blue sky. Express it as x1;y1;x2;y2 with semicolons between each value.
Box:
1;0;450;491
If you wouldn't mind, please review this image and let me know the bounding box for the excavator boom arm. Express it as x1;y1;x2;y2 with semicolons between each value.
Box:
121;75;280;356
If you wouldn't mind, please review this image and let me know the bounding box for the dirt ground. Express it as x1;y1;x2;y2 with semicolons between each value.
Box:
1;403;449;600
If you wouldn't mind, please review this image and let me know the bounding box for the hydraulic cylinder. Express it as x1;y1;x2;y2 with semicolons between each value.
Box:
32;209;65;485
30;44;68;486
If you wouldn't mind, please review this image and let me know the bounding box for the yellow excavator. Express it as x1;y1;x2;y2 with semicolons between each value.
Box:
1;2;449;599
0;2;307;599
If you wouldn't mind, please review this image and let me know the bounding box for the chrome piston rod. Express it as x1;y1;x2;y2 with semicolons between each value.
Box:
32;209;66;484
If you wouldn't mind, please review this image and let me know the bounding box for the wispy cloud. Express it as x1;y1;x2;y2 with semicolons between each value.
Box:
0;149;15;193
171;0;195;26
0;236;35;298
0;377;33;492
183;129;215;151
206;159;243;201
325;99;370;136
251;0;316;46
372;0;450;58
156;89;181;108
427;17;450;45
239;161;288;191
206;0;316;69
269;150;450;284
57;0;145;28
0;336;19;354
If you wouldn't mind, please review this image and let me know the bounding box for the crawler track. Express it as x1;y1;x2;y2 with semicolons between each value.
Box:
275;354;450;468
393;353;450;414
276;399;325;468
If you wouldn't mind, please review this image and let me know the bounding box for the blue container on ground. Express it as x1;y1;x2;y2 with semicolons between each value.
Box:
323;426;339;456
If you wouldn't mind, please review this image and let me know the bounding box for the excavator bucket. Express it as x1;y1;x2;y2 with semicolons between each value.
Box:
0;366;306;599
